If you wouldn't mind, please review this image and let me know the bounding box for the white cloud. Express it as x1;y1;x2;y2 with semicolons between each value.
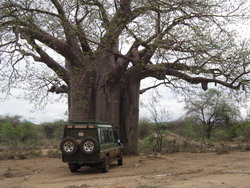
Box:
0;97;67;124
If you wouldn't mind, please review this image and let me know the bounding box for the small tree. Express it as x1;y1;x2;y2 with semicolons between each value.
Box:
143;95;169;152
41;120;65;139
185;89;241;139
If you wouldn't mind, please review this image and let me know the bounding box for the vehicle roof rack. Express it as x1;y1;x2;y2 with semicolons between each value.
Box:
67;121;110;125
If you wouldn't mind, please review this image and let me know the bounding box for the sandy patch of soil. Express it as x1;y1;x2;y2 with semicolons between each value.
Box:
1;151;250;188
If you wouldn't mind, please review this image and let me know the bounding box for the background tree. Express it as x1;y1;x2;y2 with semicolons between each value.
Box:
185;89;241;139
1;0;250;153
143;95;169;152
0;115;36;147
41;120;65;139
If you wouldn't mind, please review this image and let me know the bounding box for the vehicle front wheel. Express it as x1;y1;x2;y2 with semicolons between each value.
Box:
101;156;109;173
118;152;123;166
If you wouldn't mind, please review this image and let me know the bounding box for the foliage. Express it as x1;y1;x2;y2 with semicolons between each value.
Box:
0;115;65;149
138;118;153;139
240;122;250;141
138;132;203;154
0;115;38;148
185;89;242;139
138;116;250;154
167;118;198;139
143;95;170;152
41;120;65;140
0;0;249;94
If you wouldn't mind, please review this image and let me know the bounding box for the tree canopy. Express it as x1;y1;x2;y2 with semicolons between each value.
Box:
1;0;250;97
1;0;250;153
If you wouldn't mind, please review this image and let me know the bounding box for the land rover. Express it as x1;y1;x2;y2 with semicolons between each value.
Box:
60;121;123;173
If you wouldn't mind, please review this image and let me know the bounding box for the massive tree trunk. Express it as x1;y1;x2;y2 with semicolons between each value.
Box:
67;60;96;121
67;53;140;154
120;67;141;154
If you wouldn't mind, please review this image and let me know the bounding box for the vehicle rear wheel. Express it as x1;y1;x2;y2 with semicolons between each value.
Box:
101;156;109;173
80;136;99;155
60;137;78;155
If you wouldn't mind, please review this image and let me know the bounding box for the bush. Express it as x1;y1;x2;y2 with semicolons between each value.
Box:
138;133;204;154
0;152;15;160
41;120;65;140
137;136;155;154
216;144;230;155
242;124;250;141
0;115;66;150
0;150;43;160
0;116;43;148
138;119;153;139
244;145;250;151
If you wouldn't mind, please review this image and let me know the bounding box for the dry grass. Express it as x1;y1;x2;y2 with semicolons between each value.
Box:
0;150;44;160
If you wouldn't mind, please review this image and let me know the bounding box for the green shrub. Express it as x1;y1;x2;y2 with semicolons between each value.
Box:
138;119;153;139
41;120;65;140
242;125;250;141
137;137;155;154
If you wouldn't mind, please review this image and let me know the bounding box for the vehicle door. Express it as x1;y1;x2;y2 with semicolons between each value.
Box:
99;128;119;159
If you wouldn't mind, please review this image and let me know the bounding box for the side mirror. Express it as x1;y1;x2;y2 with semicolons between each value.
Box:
117;139;121;145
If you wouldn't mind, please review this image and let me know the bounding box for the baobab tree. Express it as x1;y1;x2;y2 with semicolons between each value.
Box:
1;0;250;153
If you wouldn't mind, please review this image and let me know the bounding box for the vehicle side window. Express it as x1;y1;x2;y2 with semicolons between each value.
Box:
100;129;105;144
104;130;109;143
100;129;114;143
108;130;114;142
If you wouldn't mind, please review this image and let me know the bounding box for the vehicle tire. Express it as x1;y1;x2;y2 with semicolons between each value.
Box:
69;163;79;173
101;156;109;173
60;137;78;155
79;136;99;155
70;167;78;173
118;152;123;166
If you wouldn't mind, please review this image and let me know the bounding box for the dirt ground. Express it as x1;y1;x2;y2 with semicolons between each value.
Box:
1;151;250;188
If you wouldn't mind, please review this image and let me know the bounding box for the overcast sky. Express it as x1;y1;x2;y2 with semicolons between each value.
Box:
0;95;67;124
0;84;186;124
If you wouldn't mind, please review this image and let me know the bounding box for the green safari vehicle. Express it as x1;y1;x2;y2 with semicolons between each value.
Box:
60;121;123;173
